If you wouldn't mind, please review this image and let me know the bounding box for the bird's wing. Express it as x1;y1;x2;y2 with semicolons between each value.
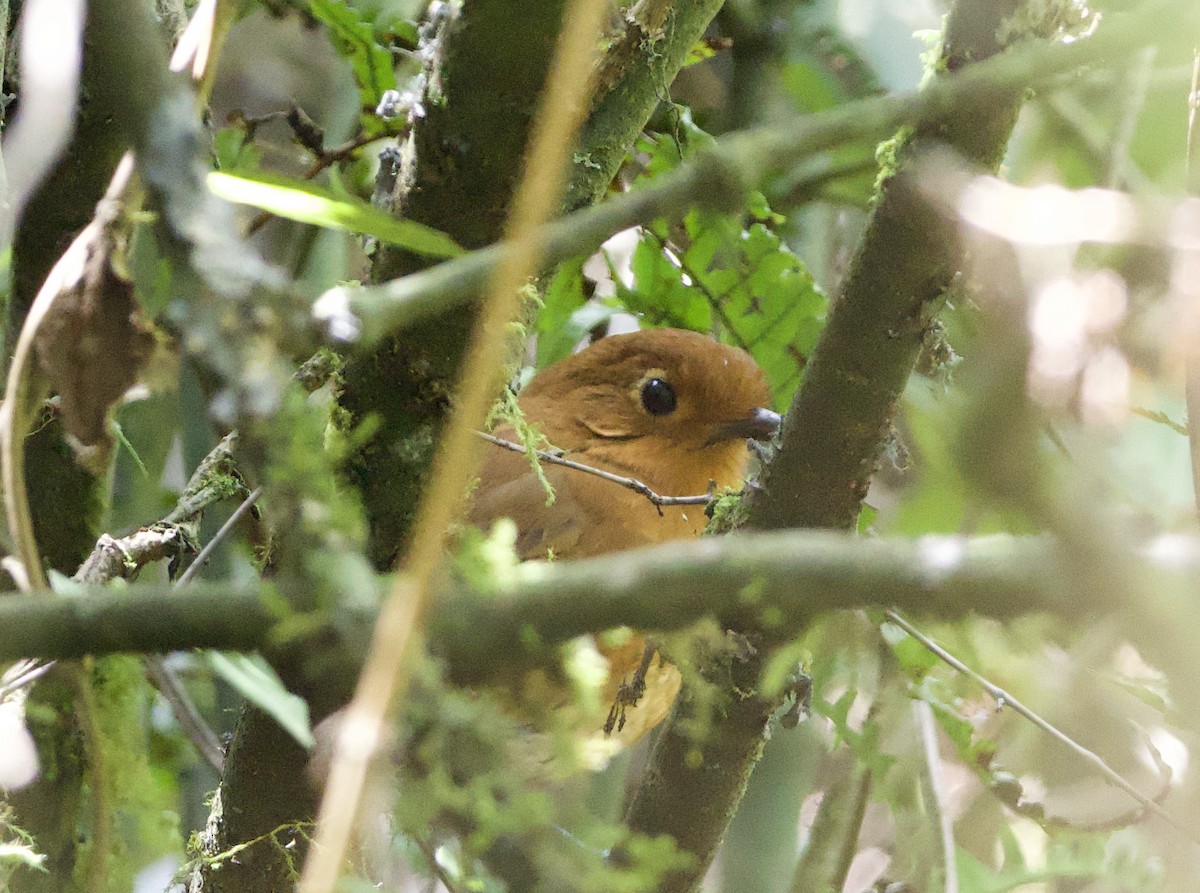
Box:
470;429;601;559
469;463;585;560
472;429;705;560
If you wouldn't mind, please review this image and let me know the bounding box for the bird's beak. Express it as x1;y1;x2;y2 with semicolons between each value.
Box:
707;407;781;445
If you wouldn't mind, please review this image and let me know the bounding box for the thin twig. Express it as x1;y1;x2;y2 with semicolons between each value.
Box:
137;487;263;771
245;130;386;235
912;699;958;893
0;658;55;700
1103;47;1156;189
1130;406;1188;436
642;229;753;354
1183;51;1200;520
175;487;263;587
144;657;225;772
884;609;1196;843
476;431;712;508
1187;50;1200;195
774;153;880;207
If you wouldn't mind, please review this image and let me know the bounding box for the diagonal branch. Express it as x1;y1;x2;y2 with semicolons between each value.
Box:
316;0;1195;349
885;609;1188;840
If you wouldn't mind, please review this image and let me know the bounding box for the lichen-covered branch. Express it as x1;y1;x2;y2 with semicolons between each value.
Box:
563;0;730;211
70;432;246;586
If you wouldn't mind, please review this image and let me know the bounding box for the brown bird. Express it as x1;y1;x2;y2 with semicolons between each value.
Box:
469;327;779;761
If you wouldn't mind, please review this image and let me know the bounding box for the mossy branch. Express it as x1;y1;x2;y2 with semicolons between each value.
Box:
562;0;730;211
2;531;1193;671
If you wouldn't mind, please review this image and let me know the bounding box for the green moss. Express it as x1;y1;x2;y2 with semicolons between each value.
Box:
73;657;182;893
450;519;521;593
872;125;914;194
26;411;104;574
704;488;749;536
295;347;344;394
915;20;949;80
488;389;555;506
915;319;961;381
657;619;740;745
393;660;699;892
0;806;46;889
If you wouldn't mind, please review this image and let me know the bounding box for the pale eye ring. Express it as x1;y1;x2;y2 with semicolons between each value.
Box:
640;377;677;416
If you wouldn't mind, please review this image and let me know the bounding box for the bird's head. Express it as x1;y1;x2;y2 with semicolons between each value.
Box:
519;328;779;493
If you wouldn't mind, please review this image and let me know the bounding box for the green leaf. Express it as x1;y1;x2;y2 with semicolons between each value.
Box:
112;421;149;478
309;0;397;136
883;622;941;678
615;195;826;408
212;126;262;174
681;38;719;68
856;503;878;533
536;259;593;367
208;171;464;258
619;234;712;331
206;651;314;748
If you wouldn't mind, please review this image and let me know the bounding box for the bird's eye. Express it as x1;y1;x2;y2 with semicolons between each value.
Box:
640;377;677;416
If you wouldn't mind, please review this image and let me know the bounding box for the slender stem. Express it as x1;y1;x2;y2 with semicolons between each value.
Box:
912;699;958;893
885;609;1193;842
476;431;711;508
176;488;263;587
153;486;263;768
0;658;54;699
144;657;225;772
1183;51;1200;519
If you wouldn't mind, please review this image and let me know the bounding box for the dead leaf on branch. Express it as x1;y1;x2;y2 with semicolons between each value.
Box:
32;209;155;470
